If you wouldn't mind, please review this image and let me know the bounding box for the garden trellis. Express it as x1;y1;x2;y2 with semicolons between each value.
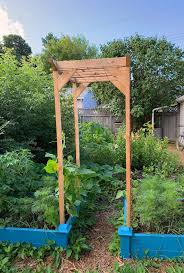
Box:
50;57;132;227
0;56;183;259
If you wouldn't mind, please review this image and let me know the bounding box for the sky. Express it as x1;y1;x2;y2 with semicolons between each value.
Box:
0;0;184;54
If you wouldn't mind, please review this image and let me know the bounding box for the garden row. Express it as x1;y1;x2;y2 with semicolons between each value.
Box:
0;122;184;272
1;122;183;231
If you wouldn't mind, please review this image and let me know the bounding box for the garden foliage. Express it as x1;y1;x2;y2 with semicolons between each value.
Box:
80;122;115;165
92;35;184;126
133;175;184;233
0;50;74;159
0;149;43;227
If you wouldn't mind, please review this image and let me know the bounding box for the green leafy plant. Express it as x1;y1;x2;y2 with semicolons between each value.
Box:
0;149;43;227
33;157;101;227
133;175;184;233
112;262;146;273
66;233;91;260
80;122;115;165
108;232;120;256
0;241;63;273
115;124;181;175
166;265;184;273
0;50;74;159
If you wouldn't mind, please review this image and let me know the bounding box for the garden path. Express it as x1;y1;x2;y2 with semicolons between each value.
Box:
62;206;120;272
168;144;184;164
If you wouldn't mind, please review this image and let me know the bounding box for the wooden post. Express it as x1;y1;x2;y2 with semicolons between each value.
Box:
73;83;80;166
125;67;131;227
53;71;65;224
73;83;89;166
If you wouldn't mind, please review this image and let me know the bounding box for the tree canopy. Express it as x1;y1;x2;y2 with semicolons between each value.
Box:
92;35;184;126
0;34;32;61
0;50;74;159
41;33;98;72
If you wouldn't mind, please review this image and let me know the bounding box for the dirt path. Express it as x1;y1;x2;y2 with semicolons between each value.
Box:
62;206;119;273
168;144;184;164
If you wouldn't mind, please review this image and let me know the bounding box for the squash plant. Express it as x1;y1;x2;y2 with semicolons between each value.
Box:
32;158;100;227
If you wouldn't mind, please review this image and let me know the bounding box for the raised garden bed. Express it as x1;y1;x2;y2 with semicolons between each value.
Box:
0;214;76;248
118;198;184;259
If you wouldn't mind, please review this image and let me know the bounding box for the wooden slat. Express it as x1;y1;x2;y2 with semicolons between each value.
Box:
73;83;89;168
56;57;130;71
73;73;111;78
71;76;117;83
53;71;65;224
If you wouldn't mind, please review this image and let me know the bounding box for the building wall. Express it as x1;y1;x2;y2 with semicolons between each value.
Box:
179;101;184;135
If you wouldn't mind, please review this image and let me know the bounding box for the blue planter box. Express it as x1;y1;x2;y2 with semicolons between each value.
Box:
118;226;184;259
0;216;76;248
119;198;184;259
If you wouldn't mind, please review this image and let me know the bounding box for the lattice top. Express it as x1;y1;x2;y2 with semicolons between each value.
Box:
50;57;130;83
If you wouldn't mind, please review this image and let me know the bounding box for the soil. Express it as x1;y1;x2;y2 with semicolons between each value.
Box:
61;206;119;273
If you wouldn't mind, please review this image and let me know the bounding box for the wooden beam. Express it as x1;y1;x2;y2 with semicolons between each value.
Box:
73;83;89;166
53;71;65;224
71;76;117;83
56;57;130;72
125;67;131;227
58;70;76;91
111;80;127;95
106;67;129;91
49;58;60;72
74;83;89;98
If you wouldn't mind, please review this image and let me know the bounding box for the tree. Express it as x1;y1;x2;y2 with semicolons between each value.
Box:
41;33;97;72
1;34;32;61
0;50;74;160
92;35;184;127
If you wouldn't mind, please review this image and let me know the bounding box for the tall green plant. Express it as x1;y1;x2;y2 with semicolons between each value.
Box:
0;149;42;227
0;50;74;159
80;122;115;165
115;124;181;175
33;158;101;227
133;176;184;233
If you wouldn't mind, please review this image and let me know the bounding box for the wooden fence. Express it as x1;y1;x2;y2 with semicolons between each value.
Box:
78;108;122;134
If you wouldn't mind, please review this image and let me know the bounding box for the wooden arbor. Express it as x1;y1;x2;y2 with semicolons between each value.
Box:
50;57;131;227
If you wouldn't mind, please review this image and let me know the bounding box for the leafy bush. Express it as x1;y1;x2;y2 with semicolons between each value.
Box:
0;241;63;273
115;124;181;175
80;122;115;165
133;175;184;233
0;149;43;227
33;158;101;227
0;50;74;160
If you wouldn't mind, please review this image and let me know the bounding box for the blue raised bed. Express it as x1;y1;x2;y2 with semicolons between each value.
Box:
118;226;184;259
118;198;184;259
0;215;76;248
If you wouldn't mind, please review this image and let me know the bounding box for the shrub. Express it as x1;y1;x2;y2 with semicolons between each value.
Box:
80;122;115;165
0;50;74;160
115;125;181;175
0;149;43;227
133;175;184;233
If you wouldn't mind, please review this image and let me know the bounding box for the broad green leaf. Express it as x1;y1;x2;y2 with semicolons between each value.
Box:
44;159;58;174
115;190;124;199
